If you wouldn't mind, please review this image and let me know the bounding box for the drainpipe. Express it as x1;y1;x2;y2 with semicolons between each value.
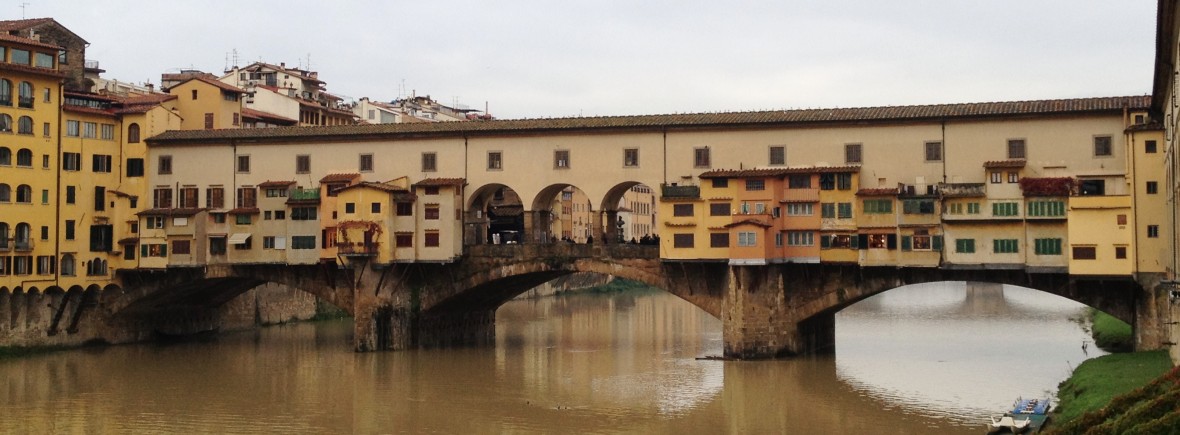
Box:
662;127;668;186
54;81;62;285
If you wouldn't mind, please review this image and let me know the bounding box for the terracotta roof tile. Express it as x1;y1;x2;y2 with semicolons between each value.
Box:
320;173;360;183
724;218;773;228
173;76;245;94
228;207;260;215
257;180;296;188
242;107;298;125
699;168;791;179
983;159;1027;169
0;18;56;31
414;178;466;187
147;96;1151;145
117;237;140;245
856;188;899;196
0;32;63;50
335;181;408;194
63;105;114;116
0;61;66;78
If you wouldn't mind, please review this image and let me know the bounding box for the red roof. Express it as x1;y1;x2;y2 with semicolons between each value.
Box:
335;181;408;194
242;108;297;125
724;219;773;228
856;188;899;196
699;165;861;179
228;207;260;215
63;105;114;117
0;33;63;50
320;173;360;183
258;180;296;188
172;76;245;94
414;178;466;187
983;159;1027;169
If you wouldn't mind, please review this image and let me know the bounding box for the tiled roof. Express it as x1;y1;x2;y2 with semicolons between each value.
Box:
983;159;1027;169
118;93;176;105
1126;122;1164;132
0;61;66;78
63;105;114;117
117;237;140;245
0;18;56;31
699;165;861;179
724;219;773;228
146;96;1151;145
173;76;245;94
414;178;466;187
242;107;298;125
320;173;360;183
856;188;899;196
0;33;63;50
228;207;260;215
257;180;296;188
335;181;407;194
136;208;204;217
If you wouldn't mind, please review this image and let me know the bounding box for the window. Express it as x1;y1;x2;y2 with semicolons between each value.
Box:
126;158;144;177
101;124;114;140
292;236;316;249
1145;140;1157;153
41;189;48;204
0;147;8;165
89;225;113;252
345;203;356;214
415;152;435;172
746;180;765;191
236;155;250;173
212;214;226;224
844;143;862;164
992;202;1019;217
265;187;287;198
128;123;140;143
967;202;980;214
395;233;414;247
487;151;502;170
1093;136;1112;157
673;234;694;248
42;87;51;103
179;187;199;208
1034;238;1062;255
1072;246;1097;260
0;184;8;202
819;174;835;190
62;152;80;171
955;239;976;253
423;186;440;195
1007;139;1026;159
17;81;32;108
66;120;79;137
92;154;112;173
153;188;172;208
693;147;710;168
711;178;728;188
17;116;32;135
15;185;31;203
204;113;214;129
709;233;729;248
1147;181;1158;194
65;186;74;204
673;204;694;217
786;203;813;216
0;114;9;133
82;122;97;138
10;49;29;65
554;150;570;169
788;175;810;188
206;187;224;208
235;214;251;225
737;231;757;247
1148;225;1160;238
864;199;892;214
902;199;935;214
0;79;8;106
709;203;729;216
1115;246;1127;259
990;172;1002;184
1007;172;1019;183
1027;201;1065;217
993;239;1019;254
924;141;942;161
787;231;813;246
295;155;310;174
867;234;892;249
425;206;440;220
821;203;835;218
172;240;192;255
424;232;440;247
837;202;852;219
42;122;49;137
36;256;54;275
624;148;639;167
769;146;785;165
236;187;256;208
1079;179;1105;196
263;236;277;249
60;254;75;276
94;186;105;211
144;216;164;229
396;202;413;216
232;113;240;126
370;202;382;213
291;207;317;220
359;153;374;172
158;155;172;174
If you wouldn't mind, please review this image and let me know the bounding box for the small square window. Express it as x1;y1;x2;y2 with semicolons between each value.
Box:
1146;140;1158;153
487;151;502;170
554;150;570;169
924;141;942;162
844;143;862;164
623;148;639;167
360;154;374;172
1007;139;1026;159
1093;136;1113;157
1147;181;1158;194
422;152;436;172
694;147;711;168
295;155;310;174
236;155;250;173
1115;246;1127;259
769;146;785;165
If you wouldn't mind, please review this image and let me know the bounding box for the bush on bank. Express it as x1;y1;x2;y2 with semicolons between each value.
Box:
1089;309;1133;352
1047;351;1175;434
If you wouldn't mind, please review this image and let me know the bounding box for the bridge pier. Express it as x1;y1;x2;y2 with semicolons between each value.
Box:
722;265;803;359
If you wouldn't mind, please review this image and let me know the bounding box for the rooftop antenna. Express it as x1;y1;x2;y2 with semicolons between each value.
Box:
19;2;29;19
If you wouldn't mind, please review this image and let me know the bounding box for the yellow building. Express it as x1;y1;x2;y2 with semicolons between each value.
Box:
167;77;243;130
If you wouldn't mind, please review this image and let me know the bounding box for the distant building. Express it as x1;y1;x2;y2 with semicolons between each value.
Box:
354;95;492;124
0;18;93;91
220;62;356;127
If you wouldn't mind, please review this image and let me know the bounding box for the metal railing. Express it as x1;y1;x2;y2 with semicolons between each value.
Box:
14;238;34;252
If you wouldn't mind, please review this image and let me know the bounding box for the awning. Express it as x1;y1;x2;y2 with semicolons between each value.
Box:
228;233;251;244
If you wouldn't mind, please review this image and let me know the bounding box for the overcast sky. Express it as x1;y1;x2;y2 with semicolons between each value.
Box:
23;1;1158;119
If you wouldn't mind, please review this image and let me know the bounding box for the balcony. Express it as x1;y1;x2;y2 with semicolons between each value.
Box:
661;184;700;199
337;241;379;256
18;96;33;108
14;238;33;252
938;183;986;198
286;188;321;204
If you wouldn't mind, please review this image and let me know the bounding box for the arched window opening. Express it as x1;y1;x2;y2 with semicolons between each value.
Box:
60;254;76;276
0;147;8;165
0;222;8;250
17;116;33;135
0;184;10;202
0;79;11;106
15;185;31;203
18;81;33;108
128;123;140;143
16;148;31;166
0;114;12;133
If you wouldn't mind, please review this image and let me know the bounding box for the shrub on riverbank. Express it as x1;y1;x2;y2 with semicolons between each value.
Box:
1089;309;1133;352
569;278;657;294
1047;351;1174;434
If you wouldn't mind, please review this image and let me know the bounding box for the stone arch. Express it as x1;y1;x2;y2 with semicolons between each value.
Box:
529;183;595;243
600;181;659;244
8;288;23;331
465;183;525;245
24;287;42;330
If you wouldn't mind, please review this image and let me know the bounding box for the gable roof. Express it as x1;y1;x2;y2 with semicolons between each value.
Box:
171;76;245;94
0;18;88;44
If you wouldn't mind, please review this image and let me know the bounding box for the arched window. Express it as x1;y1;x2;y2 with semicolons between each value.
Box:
16;148;32;166
87;258;106;276
14;223;30;248
0;114;12;133
17;116;32;135
0;147;9;165
18;81;33;108
15;185;31;203
0;184;9;202
60;254;76;276
0;79;11;106
128;123;140;143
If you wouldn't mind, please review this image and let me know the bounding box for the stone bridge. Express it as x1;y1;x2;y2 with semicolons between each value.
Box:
97;244;1172;359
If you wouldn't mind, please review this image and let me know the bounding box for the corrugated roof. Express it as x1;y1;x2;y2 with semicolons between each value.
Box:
147;96;1151;145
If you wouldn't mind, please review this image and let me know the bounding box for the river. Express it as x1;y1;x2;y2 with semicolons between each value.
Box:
0;281;1099;434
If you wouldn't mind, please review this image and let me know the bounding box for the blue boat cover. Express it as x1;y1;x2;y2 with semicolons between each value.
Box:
1012;398;1051;415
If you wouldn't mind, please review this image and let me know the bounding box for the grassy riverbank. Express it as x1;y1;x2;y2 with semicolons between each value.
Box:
1088;309;1133;352
1047;350;1174;433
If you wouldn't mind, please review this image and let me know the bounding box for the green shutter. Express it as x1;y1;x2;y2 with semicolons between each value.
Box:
161;244;167;257
901;235;912;251
820;235;831;249
932;235;943;251
140;244;147;257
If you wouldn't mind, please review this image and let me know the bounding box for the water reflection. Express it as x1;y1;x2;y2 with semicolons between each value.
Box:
0;282;1097;434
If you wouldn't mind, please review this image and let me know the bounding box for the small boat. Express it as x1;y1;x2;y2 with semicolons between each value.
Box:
986;397;1052;434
